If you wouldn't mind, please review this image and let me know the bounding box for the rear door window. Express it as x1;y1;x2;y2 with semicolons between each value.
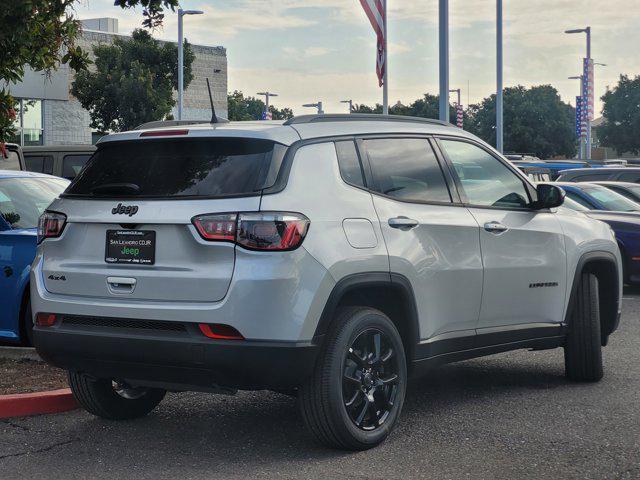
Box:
363;138;451;203
62;154;92;179
25;155;54;174
65;138;287;198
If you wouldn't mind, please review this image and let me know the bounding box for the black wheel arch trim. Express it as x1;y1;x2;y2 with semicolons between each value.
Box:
312;272;421;360
568;250;621;342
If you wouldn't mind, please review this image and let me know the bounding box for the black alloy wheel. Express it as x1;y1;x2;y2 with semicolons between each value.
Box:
342;328;400;430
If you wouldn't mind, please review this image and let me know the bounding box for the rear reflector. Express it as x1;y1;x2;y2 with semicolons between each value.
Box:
198;323;244;340
35;313;58;327
140;129;189;137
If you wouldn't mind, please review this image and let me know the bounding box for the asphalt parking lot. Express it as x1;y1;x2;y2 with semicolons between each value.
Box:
2;290;639;480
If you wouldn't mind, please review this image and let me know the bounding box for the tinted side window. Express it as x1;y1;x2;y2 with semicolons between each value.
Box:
573;174;606;181
62;154;92;179
363;138;451;203
25;155;54;174
440;140;530;208
335;141;365;188
618;172;640;182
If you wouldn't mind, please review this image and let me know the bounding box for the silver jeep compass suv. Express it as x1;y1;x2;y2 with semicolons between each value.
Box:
32;114;622;450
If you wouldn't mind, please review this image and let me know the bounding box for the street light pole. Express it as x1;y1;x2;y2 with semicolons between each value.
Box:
178;8;204;121
257;92;279;118
496;0;504;153
303;102;324;115
438;0;449;122
340;100;354;113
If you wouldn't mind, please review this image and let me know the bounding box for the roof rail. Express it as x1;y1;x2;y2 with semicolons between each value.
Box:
283;113;451;127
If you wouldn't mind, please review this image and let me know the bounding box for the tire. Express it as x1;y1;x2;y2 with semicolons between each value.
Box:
68;372;166;420
21;298;34;347
299;307;407;450
564;272;604;382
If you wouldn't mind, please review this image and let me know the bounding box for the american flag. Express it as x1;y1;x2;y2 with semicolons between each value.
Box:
261;111;273;121
359;0;386;87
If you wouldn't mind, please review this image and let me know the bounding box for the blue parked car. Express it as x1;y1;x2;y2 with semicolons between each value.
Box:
0;170;69;345
553;183;640;284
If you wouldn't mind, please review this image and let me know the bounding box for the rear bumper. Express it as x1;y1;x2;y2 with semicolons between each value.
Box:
34;321;320;391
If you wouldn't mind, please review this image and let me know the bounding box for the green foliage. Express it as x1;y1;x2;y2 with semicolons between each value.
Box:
466;85;576;158
353;94;462;122
72;29;194;133
598;75;640;155
0;0;177;147
227;91;294;121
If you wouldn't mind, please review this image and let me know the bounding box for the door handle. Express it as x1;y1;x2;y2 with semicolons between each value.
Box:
388;216;419;230
484;221;509;234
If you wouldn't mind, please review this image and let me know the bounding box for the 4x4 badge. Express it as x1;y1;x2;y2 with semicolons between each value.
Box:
111;203;139;217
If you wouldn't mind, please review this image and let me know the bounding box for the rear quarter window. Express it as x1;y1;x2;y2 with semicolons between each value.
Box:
65;138;287;199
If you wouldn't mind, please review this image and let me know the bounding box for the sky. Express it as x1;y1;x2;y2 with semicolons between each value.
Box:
75;0;640;116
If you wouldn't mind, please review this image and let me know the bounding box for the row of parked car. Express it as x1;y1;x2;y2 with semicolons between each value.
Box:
507;155;640;286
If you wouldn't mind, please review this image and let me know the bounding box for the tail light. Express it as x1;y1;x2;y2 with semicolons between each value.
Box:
37;211;67;244
192;212;310;251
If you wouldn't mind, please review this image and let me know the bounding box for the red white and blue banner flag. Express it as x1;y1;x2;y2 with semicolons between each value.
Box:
261;111;273;121
456;104;464;129
359;0;386;87
582;58;594;121
575;96;583;138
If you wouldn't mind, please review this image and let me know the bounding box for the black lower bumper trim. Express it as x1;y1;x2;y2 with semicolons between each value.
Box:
34;327;319;391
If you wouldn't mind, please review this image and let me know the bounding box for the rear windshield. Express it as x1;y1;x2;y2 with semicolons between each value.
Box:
64;138;287;199
0;177;69;229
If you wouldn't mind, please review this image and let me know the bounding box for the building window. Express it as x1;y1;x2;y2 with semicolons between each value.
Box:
9;99;44;146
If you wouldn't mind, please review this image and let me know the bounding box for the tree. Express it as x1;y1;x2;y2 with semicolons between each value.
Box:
0;0;178;148
598;75;640;155
353;94;461;122
227;91;293;121
72;29;193;133
466;85;576;158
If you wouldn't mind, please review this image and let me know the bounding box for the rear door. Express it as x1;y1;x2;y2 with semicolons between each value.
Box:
437;138;567;336
360;137;483;346
42;137;287;303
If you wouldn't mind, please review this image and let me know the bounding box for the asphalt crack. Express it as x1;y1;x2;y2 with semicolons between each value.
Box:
0;438;78;460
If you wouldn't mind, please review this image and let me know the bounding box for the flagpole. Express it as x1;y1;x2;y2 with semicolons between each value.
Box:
382;0;389;115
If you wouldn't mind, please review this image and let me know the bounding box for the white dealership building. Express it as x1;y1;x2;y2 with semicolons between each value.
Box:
5;18;228;146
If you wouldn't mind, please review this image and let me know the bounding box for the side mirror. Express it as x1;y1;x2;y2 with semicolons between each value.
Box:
533;184;565;209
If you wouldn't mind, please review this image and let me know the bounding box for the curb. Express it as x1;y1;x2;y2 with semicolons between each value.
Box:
0;346;40;362
0;389;78;419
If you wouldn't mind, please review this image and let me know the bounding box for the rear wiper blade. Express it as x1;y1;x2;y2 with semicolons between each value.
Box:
91;183;141;195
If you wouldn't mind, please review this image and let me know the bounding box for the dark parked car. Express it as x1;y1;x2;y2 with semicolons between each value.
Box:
557;167;640;183
553;182;640;212
561;196;640;284
23;145;96;180
593;181;640;204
